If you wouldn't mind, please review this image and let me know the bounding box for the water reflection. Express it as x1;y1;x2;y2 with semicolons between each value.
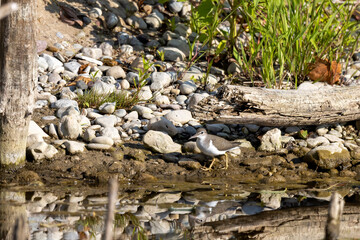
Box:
1;181;360;239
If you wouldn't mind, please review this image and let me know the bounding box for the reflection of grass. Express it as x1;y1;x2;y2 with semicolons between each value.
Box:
77;89;143;110
76;212;147;240
115;212;147;240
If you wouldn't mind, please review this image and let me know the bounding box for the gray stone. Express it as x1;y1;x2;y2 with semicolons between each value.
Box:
307;136;330;148
122;119;142;130
58;115;82;140
126;15;147;29
305;142;351;169
106;12;119;29
91;136;114;146
117;32;130;45
64;61;81;74
174;23;191;37
106;66;126;79
206;124;230;134
183;141;201;154
245;124;260;133
328;129;342;138
258;128;282;152
144;15;162;29
157;47;185;61
92;80;116;94
27;142;58;162
169;0;183;13
143;130;182;153
82;47;103;60
167;39;189;57
87;143;112;150
94;115;118;127
285;126;300;134
100;127;121;140
51;99;78;109
187;93;208;109
148;116;178;136
63;141;86;154
227;62;242;75
178;158;202;170
126;72;139;84
180;80;197;95
99;102;116;114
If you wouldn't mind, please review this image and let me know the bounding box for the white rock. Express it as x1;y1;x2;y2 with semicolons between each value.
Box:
132;105;153;116
41;53;63;72
58;115;82;140
157;47;186;61
154;95;170;105
99;102;116;114
28;142;58;162
258;128;282;151
91;136;114;146
92;81;116;95
143;130;182;153
100;127;121;140
27;134;44;148
83;128;96;142
63;141;86;154
180;80;197;95
94;115;118;127
124;110;139;121
164;110;192;125
307;136;330;148
28;121;49;138
148;116;178;136
87;143;112;150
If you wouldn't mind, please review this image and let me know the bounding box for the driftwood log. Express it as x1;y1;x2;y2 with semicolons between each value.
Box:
191;204;360;239
192;84;360;126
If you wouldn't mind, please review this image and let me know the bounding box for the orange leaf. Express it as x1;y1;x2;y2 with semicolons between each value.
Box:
307;58;341;85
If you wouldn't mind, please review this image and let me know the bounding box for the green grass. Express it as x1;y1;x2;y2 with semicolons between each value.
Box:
77;89;143;110
189;0;360;88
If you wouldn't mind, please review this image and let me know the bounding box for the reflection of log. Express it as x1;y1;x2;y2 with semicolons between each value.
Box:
326;192;344;240
192;85;360;126
191;204;360;239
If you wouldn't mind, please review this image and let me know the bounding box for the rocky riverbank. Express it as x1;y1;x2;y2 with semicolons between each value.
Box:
1;0;360;187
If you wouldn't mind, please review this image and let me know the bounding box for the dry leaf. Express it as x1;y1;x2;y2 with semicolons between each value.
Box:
307;57;341;85
78;64;89;74
67;76;92;86
102;58;118;66
59;5;83;27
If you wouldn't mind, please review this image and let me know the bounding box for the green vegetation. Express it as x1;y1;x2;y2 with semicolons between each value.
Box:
188;0;360;88
77;89;142;109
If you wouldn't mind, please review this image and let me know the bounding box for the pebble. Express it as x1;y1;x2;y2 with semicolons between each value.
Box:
164;110;192;125
91;136;114;146
94;115;118;127
99;102;116;114
87;143;112;150
180;80;197;95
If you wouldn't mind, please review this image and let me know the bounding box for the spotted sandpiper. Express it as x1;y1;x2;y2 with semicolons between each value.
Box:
189;128;240;171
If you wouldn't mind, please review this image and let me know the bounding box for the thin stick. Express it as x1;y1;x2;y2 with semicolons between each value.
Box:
325;192;344;240
102;177;118;240
0;3;18;20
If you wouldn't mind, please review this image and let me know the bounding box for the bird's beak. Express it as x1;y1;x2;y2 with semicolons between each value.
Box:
189;133;200;140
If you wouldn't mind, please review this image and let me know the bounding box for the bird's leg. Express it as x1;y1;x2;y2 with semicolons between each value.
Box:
221;153;229;170
202;157;216;171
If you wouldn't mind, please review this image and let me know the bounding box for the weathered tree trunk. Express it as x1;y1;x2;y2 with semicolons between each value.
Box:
0;0;36;168
192;85;360;126
191;204;360;239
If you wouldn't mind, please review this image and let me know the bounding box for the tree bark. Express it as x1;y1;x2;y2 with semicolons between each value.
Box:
192;85;360;126
0;0;36;168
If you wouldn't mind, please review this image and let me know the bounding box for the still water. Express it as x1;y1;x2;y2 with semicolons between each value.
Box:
1;179;360;239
